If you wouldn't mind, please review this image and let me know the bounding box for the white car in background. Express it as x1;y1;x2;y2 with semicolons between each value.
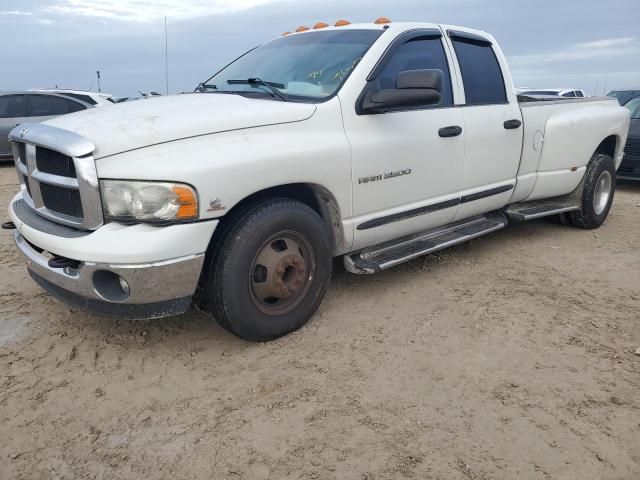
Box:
31;89;115;107
518;88;587;98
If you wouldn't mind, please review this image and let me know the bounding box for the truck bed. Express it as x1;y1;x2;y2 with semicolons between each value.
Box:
513;96;628;203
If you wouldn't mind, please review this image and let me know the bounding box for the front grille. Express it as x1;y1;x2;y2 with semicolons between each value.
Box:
36;147;76;178
11;125;101;230
39;183;84;218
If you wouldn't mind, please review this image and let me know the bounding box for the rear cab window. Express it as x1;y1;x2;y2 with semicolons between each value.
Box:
449;32;507;105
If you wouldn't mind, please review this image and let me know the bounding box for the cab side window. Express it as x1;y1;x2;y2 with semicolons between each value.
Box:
452;37;507;105
28;95;86;117
0;95;28;118
368;35;454;108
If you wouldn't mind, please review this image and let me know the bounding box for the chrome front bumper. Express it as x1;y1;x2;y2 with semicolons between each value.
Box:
14;231;205;319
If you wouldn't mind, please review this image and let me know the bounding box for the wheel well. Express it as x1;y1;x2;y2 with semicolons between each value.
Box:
595;135;618;158
212;183;344;255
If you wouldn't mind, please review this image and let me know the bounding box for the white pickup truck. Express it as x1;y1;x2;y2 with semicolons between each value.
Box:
5;21;630;341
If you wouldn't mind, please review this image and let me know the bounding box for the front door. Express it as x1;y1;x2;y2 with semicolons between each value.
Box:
341;31;465;251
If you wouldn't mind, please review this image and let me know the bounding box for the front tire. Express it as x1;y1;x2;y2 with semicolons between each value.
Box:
202;198;332;341
570;153;616;229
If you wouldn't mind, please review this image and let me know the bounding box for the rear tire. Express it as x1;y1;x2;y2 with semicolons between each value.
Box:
570;153;616;229
202;198;332;342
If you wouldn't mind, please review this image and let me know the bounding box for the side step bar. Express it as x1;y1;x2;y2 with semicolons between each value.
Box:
345;211;507;274
505;199;580;221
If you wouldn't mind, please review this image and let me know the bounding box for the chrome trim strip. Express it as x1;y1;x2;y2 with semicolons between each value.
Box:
9;123;95;157
13;231;204;305
32;170;80;188
26;144;45;208
75;154;103;229
16;161;28;176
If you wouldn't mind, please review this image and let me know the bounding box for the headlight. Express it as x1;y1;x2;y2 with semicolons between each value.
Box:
100;180;198;223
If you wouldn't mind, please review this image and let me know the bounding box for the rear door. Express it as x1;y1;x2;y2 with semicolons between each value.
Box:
0;94;28;158
26;94;87;123
445;30;523;221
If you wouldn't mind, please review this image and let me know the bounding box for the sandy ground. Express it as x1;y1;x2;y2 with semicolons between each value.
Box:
0;162;638;480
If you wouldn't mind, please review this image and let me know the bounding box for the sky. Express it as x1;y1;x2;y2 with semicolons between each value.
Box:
1;0;639;97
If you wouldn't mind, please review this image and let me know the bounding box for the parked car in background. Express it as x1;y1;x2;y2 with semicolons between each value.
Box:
618;96;640;180
33;89;115;107
519;88;586;98
0;91;94;160
607;89;640;106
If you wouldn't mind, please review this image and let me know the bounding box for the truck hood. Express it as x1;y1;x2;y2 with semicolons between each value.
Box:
44;93;317;159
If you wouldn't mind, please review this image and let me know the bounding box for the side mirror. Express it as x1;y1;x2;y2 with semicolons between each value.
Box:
360;69;443;114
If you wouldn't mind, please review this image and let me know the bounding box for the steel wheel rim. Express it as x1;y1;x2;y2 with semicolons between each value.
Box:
249;231;315;316
593;170;612;216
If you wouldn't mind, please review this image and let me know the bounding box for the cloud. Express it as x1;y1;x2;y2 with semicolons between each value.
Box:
509;37;640;65
2;0;639;96
44;0;286;21
0;11;33;16
576;37;636;50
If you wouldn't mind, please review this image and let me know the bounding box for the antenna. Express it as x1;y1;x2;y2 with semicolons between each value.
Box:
96;70;101;93
164;16;169;95
603;73;608;96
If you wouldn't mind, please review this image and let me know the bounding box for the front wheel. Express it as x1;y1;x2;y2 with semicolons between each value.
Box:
570;153;616;229
202;198;333;341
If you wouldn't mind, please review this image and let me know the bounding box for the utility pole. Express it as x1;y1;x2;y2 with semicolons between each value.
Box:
164;16;169;95
96;70;101;93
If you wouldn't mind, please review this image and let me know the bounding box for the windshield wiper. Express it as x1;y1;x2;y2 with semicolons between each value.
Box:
195;82;217;92
227;78;287;101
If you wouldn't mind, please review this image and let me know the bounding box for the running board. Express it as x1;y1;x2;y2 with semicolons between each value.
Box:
505;199;580;221
345;211;507;274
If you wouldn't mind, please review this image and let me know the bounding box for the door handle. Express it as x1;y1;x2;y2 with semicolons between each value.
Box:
504;119;522;129
438;126;463;138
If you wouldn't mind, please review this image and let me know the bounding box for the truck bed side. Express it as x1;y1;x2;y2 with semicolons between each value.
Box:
513;97;630;203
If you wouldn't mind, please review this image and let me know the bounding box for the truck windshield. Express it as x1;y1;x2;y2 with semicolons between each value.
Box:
202;29;383;102
624;97;640;119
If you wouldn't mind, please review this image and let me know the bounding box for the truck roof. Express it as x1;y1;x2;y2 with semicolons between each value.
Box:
282;21;491;40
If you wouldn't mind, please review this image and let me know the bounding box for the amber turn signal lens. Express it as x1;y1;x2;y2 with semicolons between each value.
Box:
313;22;329;29
374;17;391;24
295;25;310;32
334;19;351;26
173;186;198;219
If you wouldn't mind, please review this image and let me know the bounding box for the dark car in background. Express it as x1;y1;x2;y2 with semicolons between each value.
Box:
608;89;640;106
618;96;640;180
0;91;93;160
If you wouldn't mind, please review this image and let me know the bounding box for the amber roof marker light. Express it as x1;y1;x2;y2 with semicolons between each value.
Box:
282;31;291;36
334;19;351;26
313;22;329;29
374;17;392;24
295;25;310;32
